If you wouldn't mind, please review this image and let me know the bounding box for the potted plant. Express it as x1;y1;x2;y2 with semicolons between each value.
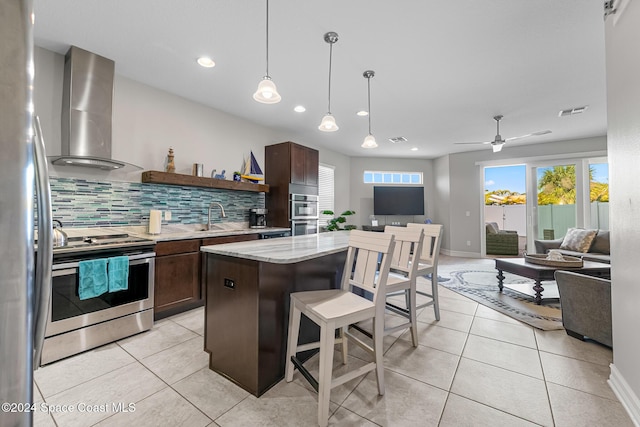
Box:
322;210;356;231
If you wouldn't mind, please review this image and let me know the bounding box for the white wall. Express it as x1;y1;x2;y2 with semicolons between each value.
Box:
605;2;640;423
433;156;452;250
435;136;607;253
33;47;350;197
349;157;435;228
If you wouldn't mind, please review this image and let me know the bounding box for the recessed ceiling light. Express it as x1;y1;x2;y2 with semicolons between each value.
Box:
356;110;369;116
197;57;216;68
294;105;306;113
410;147;418;151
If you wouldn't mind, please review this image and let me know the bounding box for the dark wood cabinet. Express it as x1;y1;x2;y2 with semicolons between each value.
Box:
305;149;319;186
154;233;260;320
154;240;201;319
265;141;319;228
289;142;318;186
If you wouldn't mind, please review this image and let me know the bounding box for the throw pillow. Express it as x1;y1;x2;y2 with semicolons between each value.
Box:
560;228;598;253
486;222;500;234
590;230;610;254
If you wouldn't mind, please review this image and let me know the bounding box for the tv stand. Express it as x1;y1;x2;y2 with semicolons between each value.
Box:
362;225;385;232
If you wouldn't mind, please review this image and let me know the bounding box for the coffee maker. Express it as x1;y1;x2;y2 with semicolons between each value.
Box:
249;208;267;228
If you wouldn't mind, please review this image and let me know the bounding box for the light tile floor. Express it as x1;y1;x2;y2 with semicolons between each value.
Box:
33;256;633;426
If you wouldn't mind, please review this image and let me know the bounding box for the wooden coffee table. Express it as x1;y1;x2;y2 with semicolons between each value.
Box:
495;258;611;305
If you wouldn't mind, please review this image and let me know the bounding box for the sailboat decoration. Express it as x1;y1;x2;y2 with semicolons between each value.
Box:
241;151;264;183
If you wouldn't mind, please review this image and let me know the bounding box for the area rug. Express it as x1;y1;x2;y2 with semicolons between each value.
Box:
432;264;563;330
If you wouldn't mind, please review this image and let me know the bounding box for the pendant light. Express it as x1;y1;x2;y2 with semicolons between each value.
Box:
318;32;339;132
253;0;281;104
361;70;378;148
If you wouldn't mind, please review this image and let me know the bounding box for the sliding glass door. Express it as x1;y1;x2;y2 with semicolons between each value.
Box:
588;159;609;230
482;157;608;256
530;162;583;240
527;158;609;245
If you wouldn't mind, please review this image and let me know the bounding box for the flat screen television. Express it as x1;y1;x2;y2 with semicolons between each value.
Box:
373;186;424;215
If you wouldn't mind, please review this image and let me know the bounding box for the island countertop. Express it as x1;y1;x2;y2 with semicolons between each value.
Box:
200;231;351;264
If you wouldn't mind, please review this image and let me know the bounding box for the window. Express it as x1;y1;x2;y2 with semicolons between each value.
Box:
363;170;422;184
588;160;609;230
318;164;335;227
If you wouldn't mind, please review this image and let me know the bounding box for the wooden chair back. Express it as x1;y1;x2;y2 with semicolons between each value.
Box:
407;223;443;266
383;225;425;280
341;230;395;304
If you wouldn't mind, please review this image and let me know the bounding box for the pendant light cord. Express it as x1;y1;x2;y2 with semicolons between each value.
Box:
265;0;270;77
327;42;333;113
367;75;372;134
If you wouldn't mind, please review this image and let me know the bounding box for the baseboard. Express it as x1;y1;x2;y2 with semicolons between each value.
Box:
441;248;481;258
609;363;640;426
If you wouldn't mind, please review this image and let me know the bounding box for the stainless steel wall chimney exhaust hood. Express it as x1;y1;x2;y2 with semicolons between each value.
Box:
50;46;140;170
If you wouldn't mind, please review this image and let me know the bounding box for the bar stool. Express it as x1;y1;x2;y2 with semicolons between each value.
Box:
284;230;396;427
407;223;444;320
382;225;424;347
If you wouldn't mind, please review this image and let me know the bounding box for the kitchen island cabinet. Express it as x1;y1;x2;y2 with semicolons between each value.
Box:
201;231;350;396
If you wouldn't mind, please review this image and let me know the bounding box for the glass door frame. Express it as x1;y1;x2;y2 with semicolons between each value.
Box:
525;158;586;252
477;152;607;257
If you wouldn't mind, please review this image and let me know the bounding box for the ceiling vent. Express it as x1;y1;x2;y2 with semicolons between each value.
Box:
558;106;589;117
388;136;408;144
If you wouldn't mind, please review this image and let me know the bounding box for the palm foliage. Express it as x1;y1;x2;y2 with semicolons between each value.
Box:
537;166;576;205
537;165;609;205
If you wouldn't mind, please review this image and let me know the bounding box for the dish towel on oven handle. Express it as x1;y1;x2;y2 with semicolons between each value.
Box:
78;259;108;300
108;256;130;292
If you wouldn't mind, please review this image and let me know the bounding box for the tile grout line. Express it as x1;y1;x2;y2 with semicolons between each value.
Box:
434;303;476;425
534;326;557;427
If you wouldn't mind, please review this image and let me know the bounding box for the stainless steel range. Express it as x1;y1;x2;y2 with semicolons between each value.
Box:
40;231;156;365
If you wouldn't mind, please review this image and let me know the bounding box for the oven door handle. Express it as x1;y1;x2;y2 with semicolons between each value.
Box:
52;252;156;271
52;268;76;277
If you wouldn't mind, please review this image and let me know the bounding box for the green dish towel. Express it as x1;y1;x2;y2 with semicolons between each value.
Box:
108;256;129;292
78;259;108;300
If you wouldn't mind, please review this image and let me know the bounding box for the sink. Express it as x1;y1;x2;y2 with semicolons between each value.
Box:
196;224;227;232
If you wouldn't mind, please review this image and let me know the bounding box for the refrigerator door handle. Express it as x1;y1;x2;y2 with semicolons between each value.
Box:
33;115;53;369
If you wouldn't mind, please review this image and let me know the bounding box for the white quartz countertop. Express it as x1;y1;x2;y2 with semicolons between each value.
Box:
110;223;290;242
200;231;351;264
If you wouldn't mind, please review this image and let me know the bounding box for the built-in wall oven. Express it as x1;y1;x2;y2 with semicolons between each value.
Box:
40;233;156;365
290;193;319;236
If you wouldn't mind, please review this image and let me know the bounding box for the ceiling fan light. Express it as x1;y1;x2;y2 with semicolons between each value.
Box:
318;113;339;131
361;134;378;148
253;77;281;104
492;142;504;153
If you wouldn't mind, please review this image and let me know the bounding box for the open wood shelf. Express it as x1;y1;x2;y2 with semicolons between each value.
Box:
142;170;269;193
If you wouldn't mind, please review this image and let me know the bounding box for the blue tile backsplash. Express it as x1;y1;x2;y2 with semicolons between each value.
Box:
48;177;265;228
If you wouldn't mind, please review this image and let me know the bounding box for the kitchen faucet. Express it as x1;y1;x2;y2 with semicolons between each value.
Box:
207;202;227;230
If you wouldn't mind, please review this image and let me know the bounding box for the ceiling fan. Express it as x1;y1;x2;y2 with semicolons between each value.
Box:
455;115;551;152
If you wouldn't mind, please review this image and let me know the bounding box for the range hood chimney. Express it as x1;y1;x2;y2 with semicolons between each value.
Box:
51;46;138;170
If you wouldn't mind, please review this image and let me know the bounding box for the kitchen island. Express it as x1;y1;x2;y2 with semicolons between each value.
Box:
115;223;291;319
201;231;350;396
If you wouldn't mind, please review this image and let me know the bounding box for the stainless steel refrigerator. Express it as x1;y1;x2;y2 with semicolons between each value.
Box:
1;1;53;425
